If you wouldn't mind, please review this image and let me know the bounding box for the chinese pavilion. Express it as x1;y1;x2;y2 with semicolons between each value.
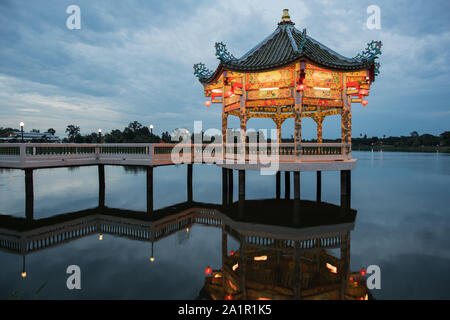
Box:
194;9;382;160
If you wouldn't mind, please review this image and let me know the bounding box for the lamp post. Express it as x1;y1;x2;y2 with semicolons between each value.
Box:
149;124;154;135
98;129;102;143
20;122;24;143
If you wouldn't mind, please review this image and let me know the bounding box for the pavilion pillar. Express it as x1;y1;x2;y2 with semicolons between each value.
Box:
285;171;290;199
25;169;34;221
146;166;154;213
315;116;323;143
98;165;105;208
316;171;322;203
228;169;233;204
273;117;283;144
222;112;228;162
294;63;303;160
222;168;228;205
239;76;247;162
276;171;281;199
342;75;352;160
187;163;193;203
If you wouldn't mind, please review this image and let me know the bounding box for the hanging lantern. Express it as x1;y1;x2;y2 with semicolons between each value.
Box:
296;84;306;91
205;100;212;107
361;100;368;107
229;250;235;256
225;294;233;300
360;268;367;277
205;266;212;275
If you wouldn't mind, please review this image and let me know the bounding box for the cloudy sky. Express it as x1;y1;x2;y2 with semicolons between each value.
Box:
1;0;449;139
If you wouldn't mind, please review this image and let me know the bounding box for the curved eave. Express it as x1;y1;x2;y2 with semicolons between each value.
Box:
199;56;374;85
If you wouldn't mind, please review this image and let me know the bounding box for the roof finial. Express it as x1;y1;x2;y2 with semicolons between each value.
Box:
279;9;294;25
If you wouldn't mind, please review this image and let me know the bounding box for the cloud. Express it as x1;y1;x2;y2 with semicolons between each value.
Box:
0;0;449;137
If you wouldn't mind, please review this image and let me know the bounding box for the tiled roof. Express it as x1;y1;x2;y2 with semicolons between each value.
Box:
198;24;375;83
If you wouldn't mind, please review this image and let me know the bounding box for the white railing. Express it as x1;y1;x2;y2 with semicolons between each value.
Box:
0;141;349;169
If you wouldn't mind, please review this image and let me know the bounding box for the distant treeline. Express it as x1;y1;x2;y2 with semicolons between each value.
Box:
2;123;450;149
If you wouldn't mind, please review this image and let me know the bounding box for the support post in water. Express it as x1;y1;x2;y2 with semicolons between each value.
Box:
222;167;228;205
316;171;322;203
228;168;233;204
147;166;154;213
285;171;290;199
187;163;193;202
276;171;281;199
340;170;351;209
25;168;34;221
98;165;105;208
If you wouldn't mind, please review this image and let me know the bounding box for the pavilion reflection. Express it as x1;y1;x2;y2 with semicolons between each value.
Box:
199;199;370;300
0;198;368;300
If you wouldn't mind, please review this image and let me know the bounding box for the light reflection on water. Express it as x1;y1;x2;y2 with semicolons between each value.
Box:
0;151;449;299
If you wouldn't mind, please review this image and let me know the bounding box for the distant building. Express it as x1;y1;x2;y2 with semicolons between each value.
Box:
0;131;60;143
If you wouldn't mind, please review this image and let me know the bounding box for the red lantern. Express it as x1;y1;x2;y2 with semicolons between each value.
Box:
205;266;212;275
225;294;233;300
361;100;368;107
296;84;306;91
360;268;367;277
205;100;212;107
229;250;235;256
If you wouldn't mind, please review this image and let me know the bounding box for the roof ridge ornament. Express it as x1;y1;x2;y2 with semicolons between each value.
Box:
193;63;213;80
299;28;307;53
354;40;383;76
279;9;294;26
215;42;236;62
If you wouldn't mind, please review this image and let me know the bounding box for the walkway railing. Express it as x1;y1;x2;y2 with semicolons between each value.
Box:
0;142;349;169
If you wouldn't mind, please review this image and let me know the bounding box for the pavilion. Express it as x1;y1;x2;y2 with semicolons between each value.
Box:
194;9;382;166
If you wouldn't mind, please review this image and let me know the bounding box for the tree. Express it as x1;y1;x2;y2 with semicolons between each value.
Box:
440;132;450;146
30;129;40;133
410;131;419;137
47;128;56;135
66;125;80;142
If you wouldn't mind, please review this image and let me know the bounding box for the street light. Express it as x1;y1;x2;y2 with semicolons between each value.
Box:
98;129;102;143
20;122;24;143
149;124;154;135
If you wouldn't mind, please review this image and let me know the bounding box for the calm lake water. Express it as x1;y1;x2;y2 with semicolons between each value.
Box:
0;151;449;299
